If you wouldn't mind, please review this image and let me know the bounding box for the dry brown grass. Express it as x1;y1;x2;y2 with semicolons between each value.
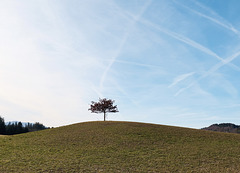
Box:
1;121;240;172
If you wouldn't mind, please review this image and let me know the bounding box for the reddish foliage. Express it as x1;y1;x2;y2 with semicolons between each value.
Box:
88;98;119;121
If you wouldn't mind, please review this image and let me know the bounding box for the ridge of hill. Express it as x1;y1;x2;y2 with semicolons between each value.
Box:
1;121;240;172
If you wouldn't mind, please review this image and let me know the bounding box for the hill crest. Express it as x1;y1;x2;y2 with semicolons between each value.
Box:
1;121;240;172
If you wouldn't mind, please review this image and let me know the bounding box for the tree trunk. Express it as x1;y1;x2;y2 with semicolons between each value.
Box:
104;112;106;121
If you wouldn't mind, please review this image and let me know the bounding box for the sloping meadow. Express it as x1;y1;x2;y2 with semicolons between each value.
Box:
1;121;240;172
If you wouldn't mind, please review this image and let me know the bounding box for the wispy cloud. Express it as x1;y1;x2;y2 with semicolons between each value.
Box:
104;59;162;68
174;0;240;35
175;50;240;96
99;0;153;92
139;18;240;71
168;72;195;88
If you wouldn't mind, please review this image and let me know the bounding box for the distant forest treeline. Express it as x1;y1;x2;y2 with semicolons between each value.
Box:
0;116;49;135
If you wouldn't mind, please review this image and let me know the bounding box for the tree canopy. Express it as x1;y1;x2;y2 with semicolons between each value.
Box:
88;98;119;121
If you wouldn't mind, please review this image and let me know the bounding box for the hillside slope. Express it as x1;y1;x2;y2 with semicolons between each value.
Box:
1;121;240;172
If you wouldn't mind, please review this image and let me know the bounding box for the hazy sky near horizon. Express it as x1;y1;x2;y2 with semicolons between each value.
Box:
1;0;240;128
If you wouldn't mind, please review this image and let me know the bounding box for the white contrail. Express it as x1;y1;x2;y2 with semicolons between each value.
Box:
103;59;162;68
193;0;239;34
168;72;195;88
174;0;239;35
99;0;153;91
139;18;240;71
99;37;127;91
175;50;240;96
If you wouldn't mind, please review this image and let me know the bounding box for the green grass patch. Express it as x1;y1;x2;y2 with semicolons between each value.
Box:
1;121;240;172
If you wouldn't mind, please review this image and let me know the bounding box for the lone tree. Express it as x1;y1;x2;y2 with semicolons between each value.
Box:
88;98;119;121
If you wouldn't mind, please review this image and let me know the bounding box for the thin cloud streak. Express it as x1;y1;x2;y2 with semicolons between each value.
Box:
175;50;240;96
169;72;195;88
193;0;240;34
104;59;162;68
139;18;240;71
99;0;153;92
174;0;239;35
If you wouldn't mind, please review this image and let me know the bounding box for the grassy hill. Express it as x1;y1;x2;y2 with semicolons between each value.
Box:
1;121;240;172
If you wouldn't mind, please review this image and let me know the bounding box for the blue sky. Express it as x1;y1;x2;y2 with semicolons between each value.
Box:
1;0;240;128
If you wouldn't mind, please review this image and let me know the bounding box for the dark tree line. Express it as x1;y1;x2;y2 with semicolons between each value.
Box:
25;122;48;132
0;116;49;135
5;122;29;135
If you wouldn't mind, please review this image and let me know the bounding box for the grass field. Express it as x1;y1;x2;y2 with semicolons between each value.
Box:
1;121;240;172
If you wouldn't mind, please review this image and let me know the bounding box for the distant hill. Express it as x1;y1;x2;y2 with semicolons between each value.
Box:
202;123;240;133
1;121;240;172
